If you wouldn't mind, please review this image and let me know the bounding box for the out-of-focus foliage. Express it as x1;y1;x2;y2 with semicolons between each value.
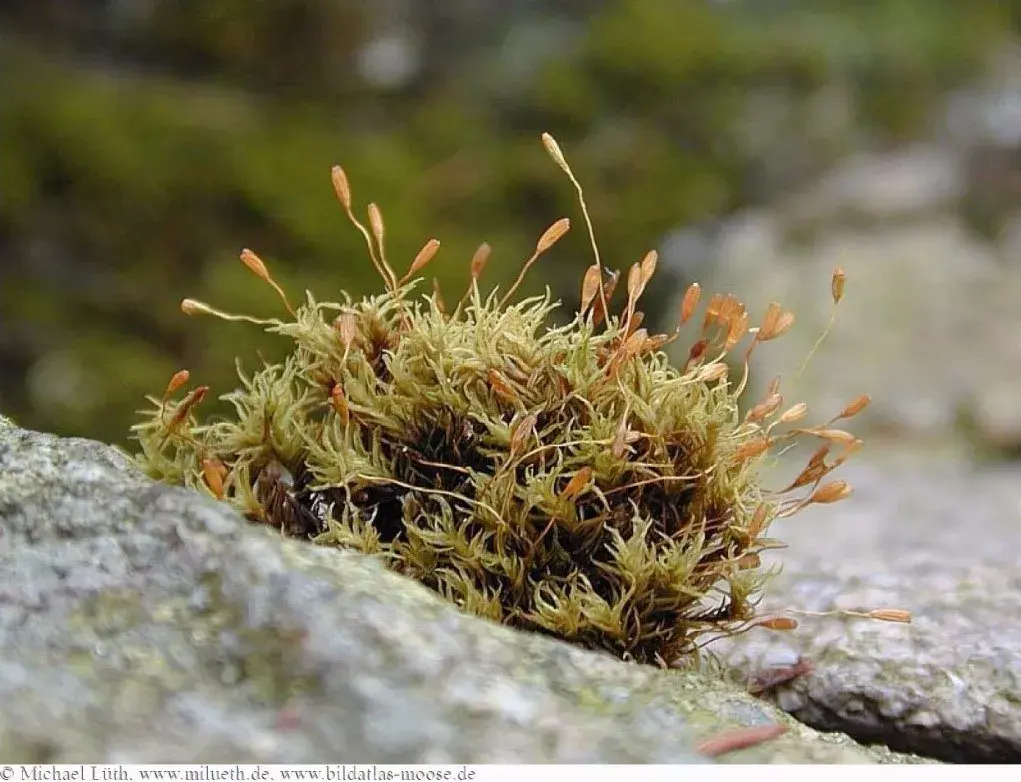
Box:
0;0;1016;444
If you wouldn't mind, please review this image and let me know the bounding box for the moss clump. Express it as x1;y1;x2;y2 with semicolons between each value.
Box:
131;134;879;665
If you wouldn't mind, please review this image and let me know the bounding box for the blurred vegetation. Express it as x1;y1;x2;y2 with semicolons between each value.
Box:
0;0;1017;445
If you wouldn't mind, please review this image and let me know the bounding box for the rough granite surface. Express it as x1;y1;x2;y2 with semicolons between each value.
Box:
715;458;1021;763
0;415;925;764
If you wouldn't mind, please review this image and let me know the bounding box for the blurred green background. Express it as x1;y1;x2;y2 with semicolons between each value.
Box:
1;0;1019;447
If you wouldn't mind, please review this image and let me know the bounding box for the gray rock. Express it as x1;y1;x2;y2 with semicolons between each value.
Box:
714;458;1021;763
781;146;965;224
0;415;923;764
690;176;1021;451
968;379;1021;456
944;43;1021;149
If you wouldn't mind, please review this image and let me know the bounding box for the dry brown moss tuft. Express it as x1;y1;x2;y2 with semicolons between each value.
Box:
130;134;902;666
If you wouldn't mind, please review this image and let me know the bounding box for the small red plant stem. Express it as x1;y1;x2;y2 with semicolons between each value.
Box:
696;724;788;757
746;658;814;697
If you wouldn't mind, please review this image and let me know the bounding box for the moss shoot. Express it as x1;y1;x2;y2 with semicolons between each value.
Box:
130;133;898;666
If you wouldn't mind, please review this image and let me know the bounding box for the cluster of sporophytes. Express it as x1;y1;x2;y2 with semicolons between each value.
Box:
131;134;909;666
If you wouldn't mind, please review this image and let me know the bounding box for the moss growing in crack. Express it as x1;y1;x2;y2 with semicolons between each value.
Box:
130;134;888;666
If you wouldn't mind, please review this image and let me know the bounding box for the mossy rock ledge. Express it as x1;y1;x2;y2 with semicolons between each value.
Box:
0;415;926;763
